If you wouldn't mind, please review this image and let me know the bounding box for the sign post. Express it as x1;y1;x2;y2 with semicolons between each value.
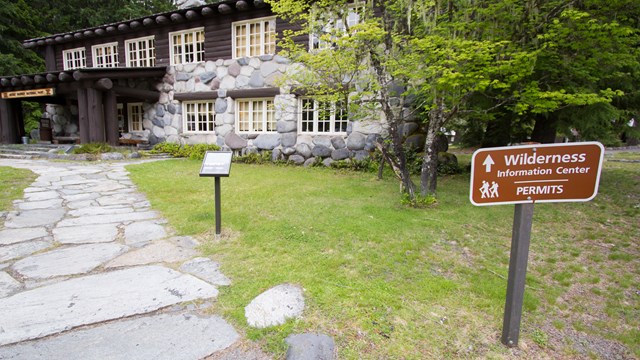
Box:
199;151;233;239
470;142;604;347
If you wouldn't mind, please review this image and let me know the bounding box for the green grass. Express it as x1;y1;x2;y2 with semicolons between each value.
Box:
127;154;639;359
0;166;36;211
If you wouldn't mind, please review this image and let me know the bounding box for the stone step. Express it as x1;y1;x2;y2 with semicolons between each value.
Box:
0;153;35;160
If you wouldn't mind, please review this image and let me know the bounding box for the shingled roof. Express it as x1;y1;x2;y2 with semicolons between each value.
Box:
23;0;268;49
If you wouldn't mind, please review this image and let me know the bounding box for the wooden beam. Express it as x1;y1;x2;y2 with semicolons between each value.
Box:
218;4;233;14
59;72;73;82
104;90;119;146
130;20;141;29
94;78;113;91
11;78;20;86
201;6;214;16
170;13;184;22
156;15;170;24
174;91;219;101
73;68;165;81
236;0;250;11
185;10;199;20
34;75;47;84
46;73;59;83
112;85;160;101
21;76;34;86
0;78;10;87
227;87;280;98
118;23;130;32
95;28;106;36
0;99;19;144
143;18;155;26
83;30;94;37
45;45;56;72
77;87;90;143
64;34;73;41
87;88;105;143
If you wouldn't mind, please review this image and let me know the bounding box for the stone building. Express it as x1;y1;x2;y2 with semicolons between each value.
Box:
0;0;407;163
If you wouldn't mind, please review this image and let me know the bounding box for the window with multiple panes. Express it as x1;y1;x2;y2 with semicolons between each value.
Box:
125;36;155;67
92;42;119;68
299;98;349;134
170;28;205;65
236;99;276;133
310;4;362;50
183;101;215;133
128;103;144;132
233;17;276;58
63;47;86;70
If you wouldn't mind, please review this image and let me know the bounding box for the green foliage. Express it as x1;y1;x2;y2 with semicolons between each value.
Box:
0;166;36;211
531;329;549;347
71;143;114;154
150;142;221;160
330;157;377;173
400;192;438;208
233;151;273;164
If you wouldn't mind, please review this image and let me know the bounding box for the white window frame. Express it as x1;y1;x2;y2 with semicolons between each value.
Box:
169;27;205;65
125;36;155;67
310;4;362;50
232;17;276;58
298;98;349;134
127;103;144;132
183;100;215;133
235;98;276;133
62;47;86;70
91;42;119;68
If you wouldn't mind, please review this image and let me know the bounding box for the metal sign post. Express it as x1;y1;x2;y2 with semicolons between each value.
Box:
199;151;233;239
469;142;604;348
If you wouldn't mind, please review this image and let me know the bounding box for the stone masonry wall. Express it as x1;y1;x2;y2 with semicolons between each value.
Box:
142;55;388;165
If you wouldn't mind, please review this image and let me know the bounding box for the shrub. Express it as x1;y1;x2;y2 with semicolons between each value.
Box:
71;143;114;154
234;151;272;164
150;142;220;160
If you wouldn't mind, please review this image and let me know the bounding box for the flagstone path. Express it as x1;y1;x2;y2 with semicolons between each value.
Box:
0;158;265;359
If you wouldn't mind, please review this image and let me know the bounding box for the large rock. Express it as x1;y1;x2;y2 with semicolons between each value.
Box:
312;145;332;158
225;132;248;150
124;221;167;247
0;266;219;346
288;155;305;165
404;134;426;150
312;136;332;148
331;148;351;160
245;284;305;328
276;120;296;133
281;132;297;148
346;132;366;151
331;136;346;150
295;143;312;158
253;134;281;150
285;333;336;360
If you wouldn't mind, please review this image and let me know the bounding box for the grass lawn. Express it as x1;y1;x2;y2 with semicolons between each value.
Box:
0;166;36;212
128;153;639;359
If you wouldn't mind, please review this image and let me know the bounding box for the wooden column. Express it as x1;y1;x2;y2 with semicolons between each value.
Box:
0;99;20;144
87;88;105;143
104;90;119;146
77;87;90;143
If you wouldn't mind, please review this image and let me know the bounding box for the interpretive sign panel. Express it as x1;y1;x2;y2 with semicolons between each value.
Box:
470;142;604;206
199;151;232;177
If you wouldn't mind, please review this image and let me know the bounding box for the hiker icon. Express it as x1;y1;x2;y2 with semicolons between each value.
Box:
480;181;499;199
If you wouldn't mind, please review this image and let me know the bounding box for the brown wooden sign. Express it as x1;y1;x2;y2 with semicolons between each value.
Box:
0;88;55;99
470;142;604;206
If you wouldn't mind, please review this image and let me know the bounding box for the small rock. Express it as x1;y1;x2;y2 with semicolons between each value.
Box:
285;333;336;360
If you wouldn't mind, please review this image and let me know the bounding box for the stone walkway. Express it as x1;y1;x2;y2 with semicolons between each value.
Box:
0;159;265;359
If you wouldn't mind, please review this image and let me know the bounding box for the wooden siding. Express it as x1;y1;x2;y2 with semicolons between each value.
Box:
52;7;308;72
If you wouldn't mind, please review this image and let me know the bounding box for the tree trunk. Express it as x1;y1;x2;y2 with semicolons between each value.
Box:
531;112;559;144
420;97;446;196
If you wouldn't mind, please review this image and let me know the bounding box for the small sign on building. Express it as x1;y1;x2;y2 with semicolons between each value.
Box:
0;88;55;99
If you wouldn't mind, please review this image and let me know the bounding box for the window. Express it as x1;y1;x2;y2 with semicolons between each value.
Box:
128;103;144;132
310;4;362;50
63;47;86;70
92;42;119;68
170;28;205;65
183;101;215;133
299;98;349;134
125;36;155;67
233;17;276;58
236;99;275;133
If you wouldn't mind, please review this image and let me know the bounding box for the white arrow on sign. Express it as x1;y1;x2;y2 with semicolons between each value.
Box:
483;155;495;172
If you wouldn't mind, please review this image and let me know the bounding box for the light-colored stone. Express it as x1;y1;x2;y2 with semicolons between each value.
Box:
15;198;62;210
245;284;305;328
12;243;128;279
53;223;119;244
56;211;158;227
180;257;231;286
4;209;65;228
67;206;132;217
0;227;48;245
0;266;219;346
0;272;22;298
124;220;167;247
285;333;336;360
23;191;59;202
0;240;52;263
0;313;239;360
106;240;196;268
